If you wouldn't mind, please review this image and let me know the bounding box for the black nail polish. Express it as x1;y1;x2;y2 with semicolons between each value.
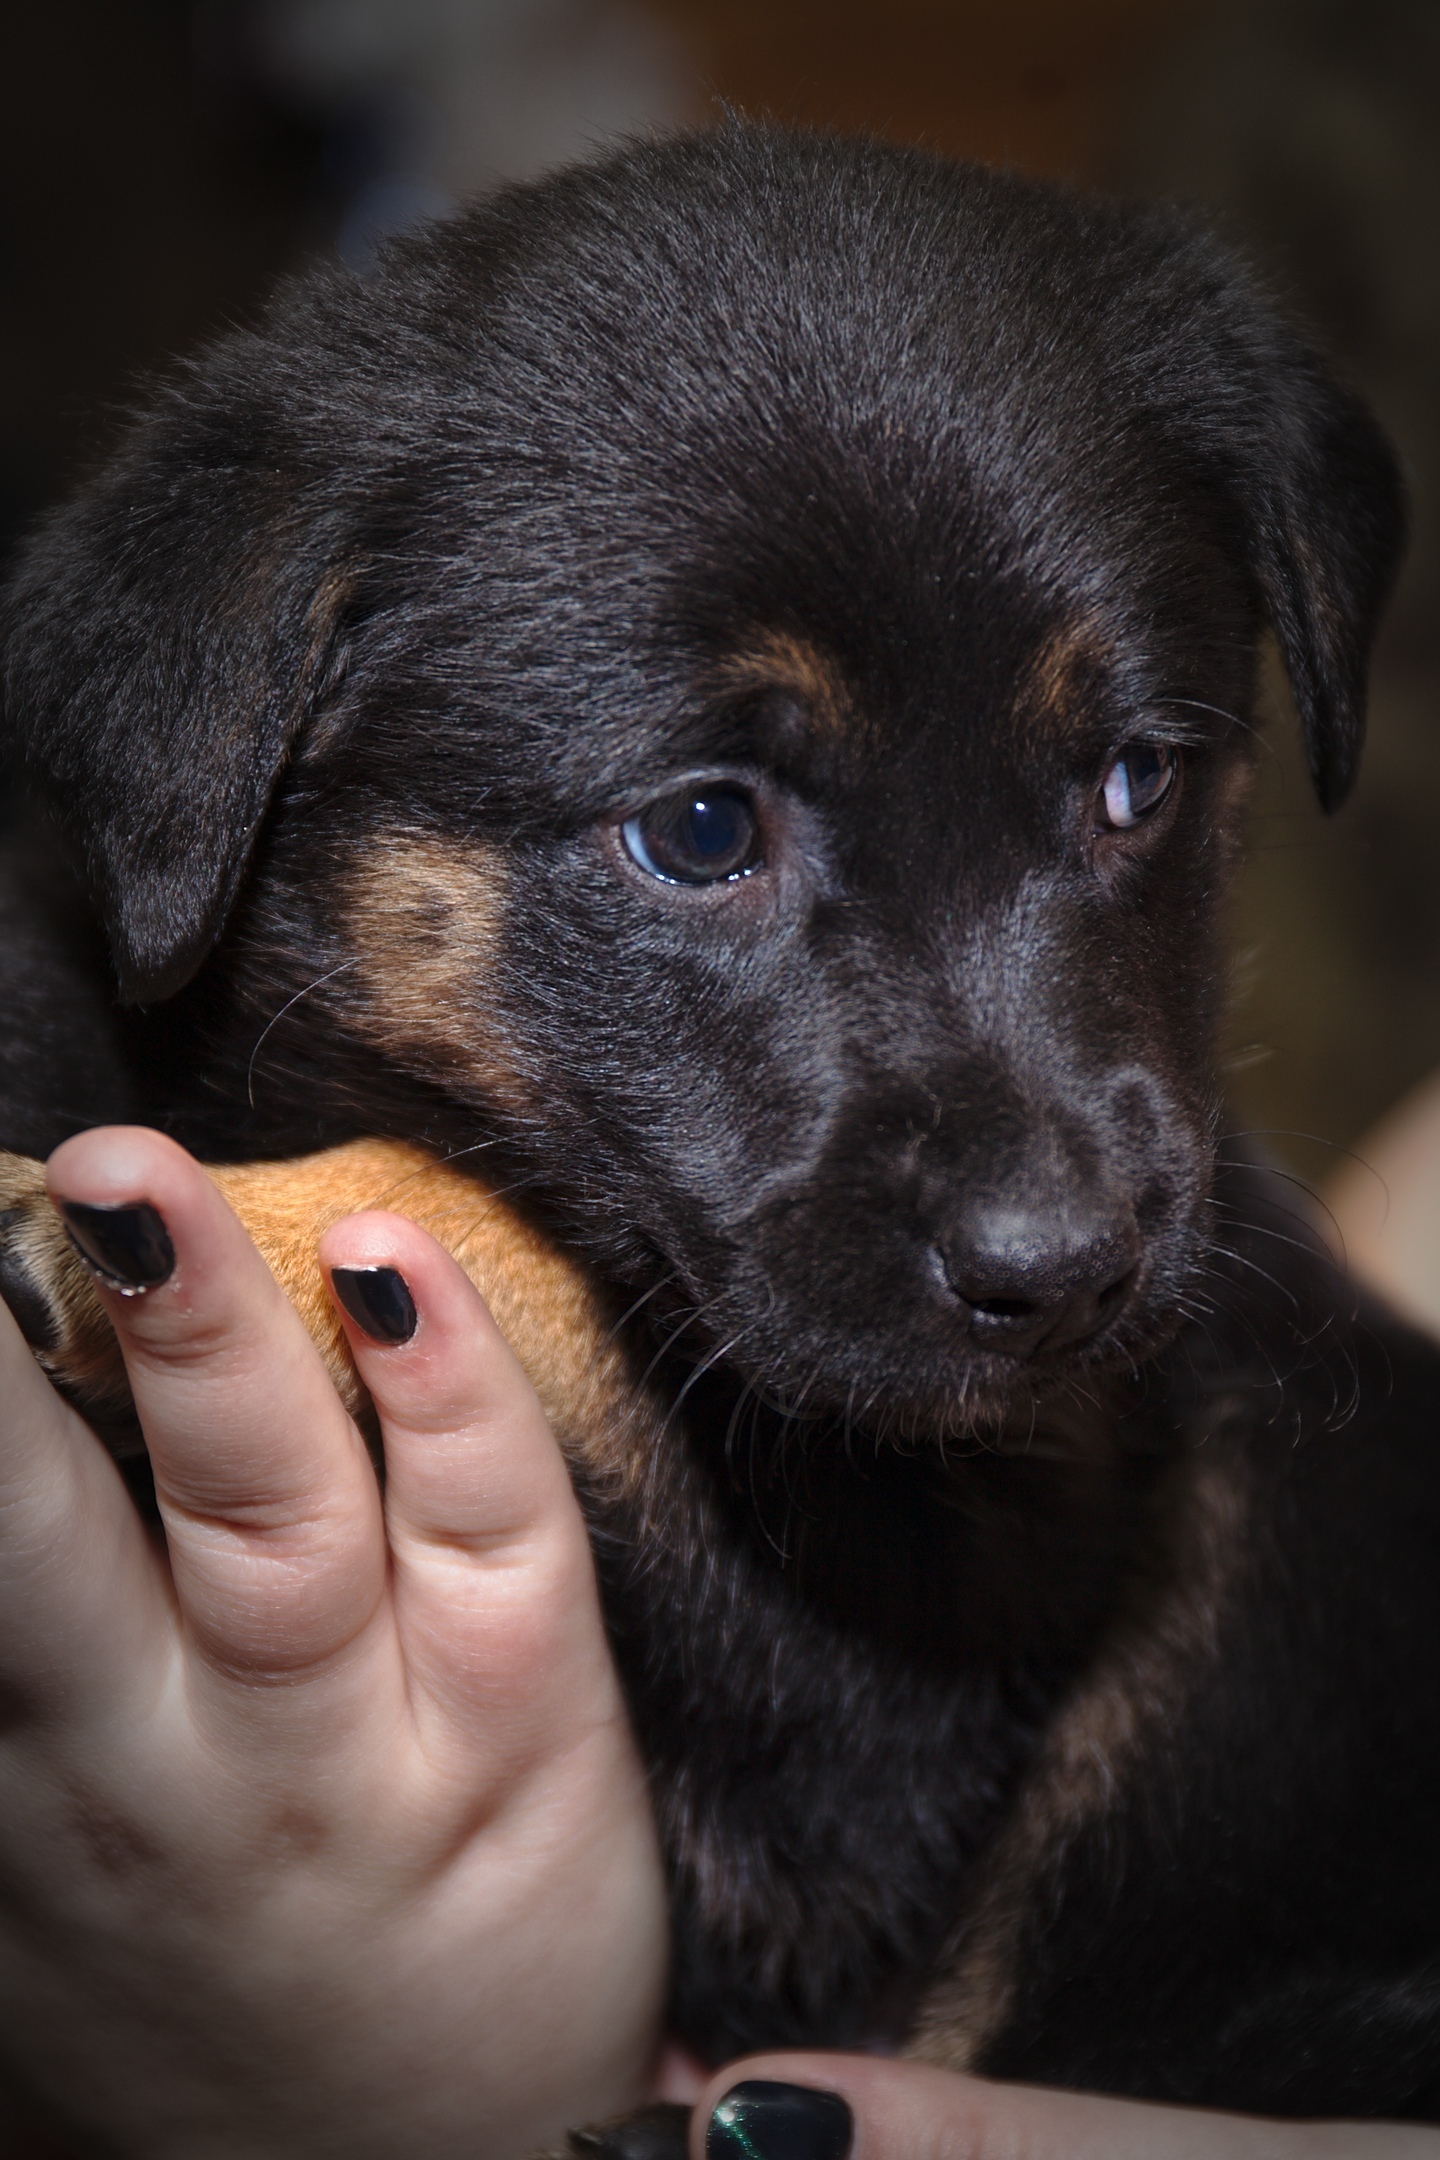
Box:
706;2083;853;2160
331;1265;417;1345
58;1200;175;1296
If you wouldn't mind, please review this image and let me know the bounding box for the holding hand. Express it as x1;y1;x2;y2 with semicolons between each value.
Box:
0;1127;668;2158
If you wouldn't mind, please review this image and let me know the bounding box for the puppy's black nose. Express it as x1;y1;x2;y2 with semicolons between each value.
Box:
934;1202;1140;1355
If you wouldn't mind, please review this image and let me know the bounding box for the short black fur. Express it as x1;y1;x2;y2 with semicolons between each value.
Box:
3;124;1437;2117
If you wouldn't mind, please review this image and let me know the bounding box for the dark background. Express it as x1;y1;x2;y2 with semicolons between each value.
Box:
2;0;1436;1173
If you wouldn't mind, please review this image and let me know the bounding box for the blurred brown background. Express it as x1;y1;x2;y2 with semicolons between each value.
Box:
2;0;1436;1174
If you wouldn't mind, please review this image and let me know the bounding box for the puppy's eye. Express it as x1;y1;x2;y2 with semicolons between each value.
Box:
1097;743;1177;830
622;788;761;883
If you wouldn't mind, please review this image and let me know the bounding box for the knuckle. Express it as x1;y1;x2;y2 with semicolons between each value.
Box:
126;1303;254;1371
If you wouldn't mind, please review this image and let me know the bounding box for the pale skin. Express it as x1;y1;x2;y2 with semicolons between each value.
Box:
0;1127;667;2158
0;1129;1433;2156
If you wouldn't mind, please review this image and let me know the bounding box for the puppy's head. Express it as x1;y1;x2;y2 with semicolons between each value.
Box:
2;126;1405;1439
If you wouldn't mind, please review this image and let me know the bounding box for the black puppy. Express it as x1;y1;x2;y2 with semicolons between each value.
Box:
2;122;1439;2144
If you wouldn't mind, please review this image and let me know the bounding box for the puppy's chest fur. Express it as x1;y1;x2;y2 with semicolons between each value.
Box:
593;1360;1157;2060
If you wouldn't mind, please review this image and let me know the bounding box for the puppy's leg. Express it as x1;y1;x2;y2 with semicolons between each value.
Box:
0;1139;652;1493
0;1143;408;1442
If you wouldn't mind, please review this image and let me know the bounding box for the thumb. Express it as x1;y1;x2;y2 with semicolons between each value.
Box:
688;2053;1430;2160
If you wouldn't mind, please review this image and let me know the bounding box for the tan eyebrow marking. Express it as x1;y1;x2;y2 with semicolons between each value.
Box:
713;628;856;740
1021;618;1113;734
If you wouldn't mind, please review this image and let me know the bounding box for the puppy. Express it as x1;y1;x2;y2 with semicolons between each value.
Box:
3;123;1439;2145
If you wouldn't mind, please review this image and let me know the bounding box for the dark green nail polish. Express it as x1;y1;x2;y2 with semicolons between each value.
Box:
706;2082;853;2160
331;1265;418;1344
59;1200;175;1295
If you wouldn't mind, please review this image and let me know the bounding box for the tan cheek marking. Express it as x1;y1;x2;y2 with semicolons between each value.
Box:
344;835;535;1108
210;1138;663;1500
907;1438;1249;2069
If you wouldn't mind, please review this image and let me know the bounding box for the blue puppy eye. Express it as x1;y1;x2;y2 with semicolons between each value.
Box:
1098;743;1177;830
622;788;760;883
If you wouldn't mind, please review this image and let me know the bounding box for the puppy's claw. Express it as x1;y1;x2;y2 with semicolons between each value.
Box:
0;1206;62;1349
0;1150;137;1440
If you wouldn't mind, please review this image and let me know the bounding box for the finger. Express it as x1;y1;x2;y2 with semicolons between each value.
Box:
0;1296;169;1719
45;1129;388;1695
689;2055;1439;2160
320;1211;616;1761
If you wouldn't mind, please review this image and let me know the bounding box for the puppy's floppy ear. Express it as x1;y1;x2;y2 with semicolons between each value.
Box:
1213;314;1406;814
0;381;354;1003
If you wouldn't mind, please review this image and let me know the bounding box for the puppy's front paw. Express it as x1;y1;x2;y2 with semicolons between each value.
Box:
561;2104;691;2159
0;1151;136;1443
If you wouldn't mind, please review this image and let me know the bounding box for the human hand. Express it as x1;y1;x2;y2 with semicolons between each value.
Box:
689;2056;1440;2159
0;1126;668;2159
1324;1068;1440;1343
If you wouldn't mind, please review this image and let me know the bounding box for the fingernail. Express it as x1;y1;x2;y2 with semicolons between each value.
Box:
331;1265;418;1345
58;1200;175;1296
706;2083;853;2160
